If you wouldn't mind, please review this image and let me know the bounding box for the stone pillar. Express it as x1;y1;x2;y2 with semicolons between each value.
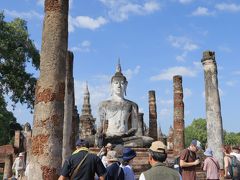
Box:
14;130;21;150
173;75;185;156
148;90;158;141
29;0;69;179
201;51;224;169
62;51;74;164
167;126;174;150
136;112;144;136
72;105;79;150
3;154;13;179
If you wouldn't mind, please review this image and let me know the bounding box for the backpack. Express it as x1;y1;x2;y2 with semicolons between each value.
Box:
229;155;240;179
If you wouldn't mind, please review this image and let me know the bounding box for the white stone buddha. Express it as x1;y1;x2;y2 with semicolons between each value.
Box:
99;61;139;137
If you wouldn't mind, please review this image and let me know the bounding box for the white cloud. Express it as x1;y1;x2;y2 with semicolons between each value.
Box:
184;88;192;98
159;108;171;117
99;0;160;22
4;9;43;20
37;0;44;6
124;65;141;80
159;99;173;106
150;66;197;81
215;3;240;12
226;80;237;87
233;71;240;75
218;46;232;53
192;7;215;16
176;51;188;62
168;35;199;51
69;15;108;31
179;0;193;4
70;40;92;53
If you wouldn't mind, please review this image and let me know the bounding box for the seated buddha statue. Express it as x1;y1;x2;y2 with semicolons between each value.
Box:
98;61;153;147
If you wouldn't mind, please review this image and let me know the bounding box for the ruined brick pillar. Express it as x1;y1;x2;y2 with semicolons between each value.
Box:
167;126;174;150
173;75;185;156
14;130;21;150
148;90;158;141
136;112;144;136
72;105;79;150
3;154;13;179
29;0;69;179
201;51;224;169
62;51;74;164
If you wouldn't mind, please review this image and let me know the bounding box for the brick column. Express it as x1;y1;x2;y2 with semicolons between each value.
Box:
173;75;185;156
29;0;69;179
202;51;224;169
148;90;158;141
136;112;144;136
62;51;74;164
3;154;13;179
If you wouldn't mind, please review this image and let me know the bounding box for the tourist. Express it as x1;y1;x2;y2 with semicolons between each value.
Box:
120;147;136;180
98;146;108;167
59;139;106;180
105;150;124;180
179;139;201;180
223;145;232;178
230;146;240;161
203;148;220;180
12;152;25;180
139;141;181;180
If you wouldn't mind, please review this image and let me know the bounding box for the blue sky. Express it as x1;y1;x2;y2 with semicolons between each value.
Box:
1;0;240;134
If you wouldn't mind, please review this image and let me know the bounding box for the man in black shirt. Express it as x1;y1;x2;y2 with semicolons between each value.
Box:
59;139;106;180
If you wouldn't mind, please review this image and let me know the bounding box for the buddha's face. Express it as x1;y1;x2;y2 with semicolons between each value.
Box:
111;78;127;97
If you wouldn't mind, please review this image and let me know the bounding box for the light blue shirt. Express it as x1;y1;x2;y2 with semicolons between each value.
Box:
120;164;135;180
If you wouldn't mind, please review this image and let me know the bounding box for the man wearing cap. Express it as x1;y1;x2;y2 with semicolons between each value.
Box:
105;150;124;180
59;139;106;180
139;141;180;180
12;152;25;180
179;140;201;180
120;147;137;180
203;148;220;180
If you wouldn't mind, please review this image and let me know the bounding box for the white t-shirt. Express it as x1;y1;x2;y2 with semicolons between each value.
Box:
230;152;240;161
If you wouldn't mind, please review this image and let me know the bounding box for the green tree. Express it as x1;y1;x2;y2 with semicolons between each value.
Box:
224;131;240;146
0;11;40;109
185;118;207;149
0;12;40;145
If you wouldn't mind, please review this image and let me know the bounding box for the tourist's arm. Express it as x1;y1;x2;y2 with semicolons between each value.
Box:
224;156;229;176
180;159;199;167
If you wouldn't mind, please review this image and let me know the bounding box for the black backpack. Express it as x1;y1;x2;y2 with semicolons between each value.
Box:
229;155;240;179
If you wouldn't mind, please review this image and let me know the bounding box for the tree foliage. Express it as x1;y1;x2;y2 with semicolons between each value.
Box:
224;131;240;146
0;12;39;145
185;118;240;149
0;94;22;145
0;11;40;109
185;118;207;148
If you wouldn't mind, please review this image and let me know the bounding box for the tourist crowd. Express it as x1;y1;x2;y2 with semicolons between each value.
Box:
8;139;240;180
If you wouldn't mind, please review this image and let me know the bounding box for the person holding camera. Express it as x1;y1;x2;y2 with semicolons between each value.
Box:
180;140;201;180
